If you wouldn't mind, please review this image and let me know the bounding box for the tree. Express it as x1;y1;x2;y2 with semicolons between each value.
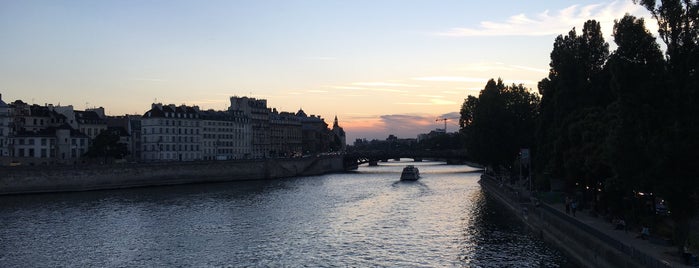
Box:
606;15;667;196
85;129;128;161
634;0;699;249
460;79;539;170
535;20;611;189
459;95;478;130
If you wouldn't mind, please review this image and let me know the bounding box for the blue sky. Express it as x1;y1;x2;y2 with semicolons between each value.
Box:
0;0;656;141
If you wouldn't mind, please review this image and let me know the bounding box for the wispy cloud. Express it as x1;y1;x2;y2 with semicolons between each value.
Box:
457;62;547;74
326;85;407;93
396;99;458;106
436;1;654;37
413;76;488;83
351;82;420;88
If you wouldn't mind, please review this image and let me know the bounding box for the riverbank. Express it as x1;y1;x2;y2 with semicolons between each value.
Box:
479;174;682;268
0;155;345;195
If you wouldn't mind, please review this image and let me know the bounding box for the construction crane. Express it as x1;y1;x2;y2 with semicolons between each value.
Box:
436;118;448;133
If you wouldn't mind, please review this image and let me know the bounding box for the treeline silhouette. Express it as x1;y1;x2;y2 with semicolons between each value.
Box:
460;1;697;250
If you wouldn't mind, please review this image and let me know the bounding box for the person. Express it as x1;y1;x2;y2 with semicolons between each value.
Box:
618;219;626;233
571;200;577;217
639;226;650;240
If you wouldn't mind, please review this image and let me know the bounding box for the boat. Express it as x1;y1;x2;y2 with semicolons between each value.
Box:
400;165;420;181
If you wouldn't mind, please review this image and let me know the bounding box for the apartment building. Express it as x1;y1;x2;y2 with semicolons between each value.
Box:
141;103;202;162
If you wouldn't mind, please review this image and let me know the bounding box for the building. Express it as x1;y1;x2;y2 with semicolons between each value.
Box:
331;116;346;152
200;109;252;160
50;105;107;141
106;115;142;162
74;110;107;140
269;109;302;157
141;103;202;162
229;96;270;158
0;94;11;157
10;125;89;165
11;101;67;133
296;109;332;154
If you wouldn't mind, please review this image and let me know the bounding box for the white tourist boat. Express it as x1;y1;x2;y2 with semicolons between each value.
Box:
400;165;420;181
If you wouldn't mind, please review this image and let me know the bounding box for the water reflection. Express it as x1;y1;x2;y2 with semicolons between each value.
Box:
0;160;571;267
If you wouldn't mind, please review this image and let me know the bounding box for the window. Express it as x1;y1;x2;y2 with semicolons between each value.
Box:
28;139;35;145
41;138;47;146
29;149;34;157
72;139;77;145
41;149;47;158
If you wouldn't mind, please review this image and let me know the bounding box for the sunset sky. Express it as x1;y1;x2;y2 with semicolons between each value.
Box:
0;0;657;141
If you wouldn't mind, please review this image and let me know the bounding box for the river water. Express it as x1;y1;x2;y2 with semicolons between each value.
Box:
0;160;573;267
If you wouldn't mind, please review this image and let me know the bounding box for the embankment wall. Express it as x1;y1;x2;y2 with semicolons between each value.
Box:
0;156;345;195
480;175;668;268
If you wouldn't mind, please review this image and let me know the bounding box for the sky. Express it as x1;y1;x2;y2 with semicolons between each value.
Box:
0;0;658;141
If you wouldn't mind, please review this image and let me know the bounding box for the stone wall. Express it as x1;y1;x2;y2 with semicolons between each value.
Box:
479;175;656;268
0;156;345;195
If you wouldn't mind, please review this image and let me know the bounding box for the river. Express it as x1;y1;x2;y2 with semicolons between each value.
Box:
0;160;574;267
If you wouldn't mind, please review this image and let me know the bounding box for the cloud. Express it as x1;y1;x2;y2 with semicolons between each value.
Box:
351;82;421;88
457;62;548;74
396;98;458;106
326;85;407;93
436;1;654;38
413;76;488;83
344;113;463;141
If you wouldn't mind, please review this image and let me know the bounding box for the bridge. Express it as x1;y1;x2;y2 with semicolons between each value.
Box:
342;149;472;170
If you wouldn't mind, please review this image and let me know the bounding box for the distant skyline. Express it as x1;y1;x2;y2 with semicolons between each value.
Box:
0;0;657;141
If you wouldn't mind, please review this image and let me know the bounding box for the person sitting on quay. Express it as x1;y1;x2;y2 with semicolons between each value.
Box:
637;226;650;240
612;216;627;232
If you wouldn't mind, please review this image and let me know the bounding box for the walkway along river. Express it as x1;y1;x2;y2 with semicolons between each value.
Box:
0;160;574;267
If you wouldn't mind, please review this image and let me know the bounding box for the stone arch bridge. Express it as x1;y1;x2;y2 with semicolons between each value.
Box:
342;149;471;170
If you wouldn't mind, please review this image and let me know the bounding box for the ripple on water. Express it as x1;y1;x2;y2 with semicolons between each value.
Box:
0;161;573;267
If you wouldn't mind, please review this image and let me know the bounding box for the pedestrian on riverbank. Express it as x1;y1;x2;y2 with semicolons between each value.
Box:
571;200;577;217
565;196;571;214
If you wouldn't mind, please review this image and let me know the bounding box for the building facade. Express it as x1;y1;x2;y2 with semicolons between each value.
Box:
229;96;270;158
141;104;202;162
0;94;11;157
270;109;302;157
10;126;89;165
200;109;252;160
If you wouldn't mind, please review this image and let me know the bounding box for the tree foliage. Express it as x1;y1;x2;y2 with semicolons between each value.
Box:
527;6;698;248
84;130;128;160
460;78;539;169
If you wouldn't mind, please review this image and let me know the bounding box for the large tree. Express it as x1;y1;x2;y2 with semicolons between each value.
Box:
460;79;539;170
606;15;667;197
634;0;699;249
535;20;611;188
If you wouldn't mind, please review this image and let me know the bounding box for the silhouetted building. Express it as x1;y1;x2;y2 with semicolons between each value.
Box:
141;103;202;162
296;109;332;154
270;109;302;157
331;116;346;152
0;94;11;157
229;96;270;158
200;109;252;160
